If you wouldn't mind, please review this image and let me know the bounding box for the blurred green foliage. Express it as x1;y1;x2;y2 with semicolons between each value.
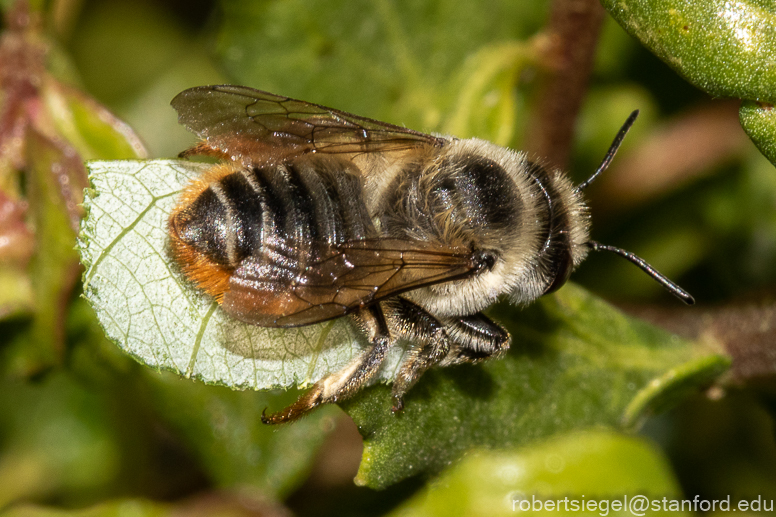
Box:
389;431;688;517
343;286;728;489
0;0;775;515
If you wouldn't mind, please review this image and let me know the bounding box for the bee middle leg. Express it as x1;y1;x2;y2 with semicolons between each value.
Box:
382;297;449;412
261;304;392;424
261;300;511;423
385;297;511;412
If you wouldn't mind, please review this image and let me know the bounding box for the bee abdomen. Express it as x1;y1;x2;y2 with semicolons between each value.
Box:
170;157;375;296
170;168;264;270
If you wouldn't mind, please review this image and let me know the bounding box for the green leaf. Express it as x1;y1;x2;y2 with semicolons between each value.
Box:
144;373;336;497
622;353;730;428
389;430;687;517
7;131;83;375
442;40;537;146
78;159;730;491
601;0;776;103
42;79;148;161
0;191;34;320
0;373;123;508
78;160;411;389
217;0;548;143
342;285;729;489
2;493;290;517
740;100;776;166
64;297;329;499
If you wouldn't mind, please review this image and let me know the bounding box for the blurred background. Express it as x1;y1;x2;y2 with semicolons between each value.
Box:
0;0;775;515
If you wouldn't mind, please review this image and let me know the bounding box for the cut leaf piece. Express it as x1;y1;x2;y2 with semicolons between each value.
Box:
78;160;411;390
388;430;688;517
343;285;728;489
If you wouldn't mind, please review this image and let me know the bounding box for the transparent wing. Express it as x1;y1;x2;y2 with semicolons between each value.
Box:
171;85;444;162
222;239;484;328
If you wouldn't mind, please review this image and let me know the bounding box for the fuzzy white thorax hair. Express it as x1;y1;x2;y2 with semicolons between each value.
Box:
397;138;591;318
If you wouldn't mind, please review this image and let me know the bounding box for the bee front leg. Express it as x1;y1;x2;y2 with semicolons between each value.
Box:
261;304;392;424
438;312;510;367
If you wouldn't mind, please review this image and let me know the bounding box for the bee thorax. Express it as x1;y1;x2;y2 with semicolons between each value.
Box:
373;138;590;316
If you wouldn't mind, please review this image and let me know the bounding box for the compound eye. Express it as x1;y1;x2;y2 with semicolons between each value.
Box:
542;249;573;295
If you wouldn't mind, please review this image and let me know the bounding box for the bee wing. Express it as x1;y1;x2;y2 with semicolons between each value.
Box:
222;239;481;328
171;85;444;162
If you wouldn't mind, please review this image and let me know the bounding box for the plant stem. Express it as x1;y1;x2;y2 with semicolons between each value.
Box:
526;0;606;170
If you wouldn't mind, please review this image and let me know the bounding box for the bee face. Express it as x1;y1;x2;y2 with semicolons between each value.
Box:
169;85;693;424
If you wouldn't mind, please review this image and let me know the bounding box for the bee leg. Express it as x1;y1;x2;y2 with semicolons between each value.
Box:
178;141;231;160
438;312;510;367
261;304;392;424
383;312;509;412
383;298;450;413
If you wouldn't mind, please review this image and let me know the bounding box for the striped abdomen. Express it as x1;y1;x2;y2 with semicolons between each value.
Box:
169;155;375;301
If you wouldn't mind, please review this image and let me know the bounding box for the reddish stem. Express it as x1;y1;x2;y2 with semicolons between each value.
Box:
525;0;606;170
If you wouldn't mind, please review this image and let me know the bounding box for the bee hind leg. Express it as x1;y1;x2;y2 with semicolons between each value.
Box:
178;141;231;160
261;304;392;424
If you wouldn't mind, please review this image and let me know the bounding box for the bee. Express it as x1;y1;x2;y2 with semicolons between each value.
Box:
168;85;694;424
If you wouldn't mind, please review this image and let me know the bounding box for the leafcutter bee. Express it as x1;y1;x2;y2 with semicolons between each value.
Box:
168;85;694;424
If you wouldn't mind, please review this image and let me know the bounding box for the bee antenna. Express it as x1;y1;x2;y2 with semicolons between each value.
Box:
586;240;695;305
574;110;640;193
